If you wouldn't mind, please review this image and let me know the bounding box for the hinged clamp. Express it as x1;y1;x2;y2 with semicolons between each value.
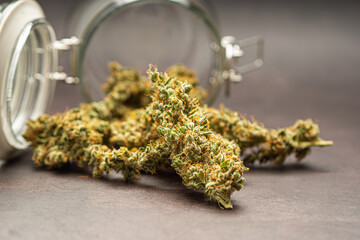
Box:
49;36;80;84
221;35;264;96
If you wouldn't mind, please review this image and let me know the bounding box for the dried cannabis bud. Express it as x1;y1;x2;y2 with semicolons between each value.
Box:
166;64;208;104
24;63;152;178
101;62;152;117
146;67;247;208
202;105;333;165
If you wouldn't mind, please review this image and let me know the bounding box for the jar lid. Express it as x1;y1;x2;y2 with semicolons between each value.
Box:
0;0;57;159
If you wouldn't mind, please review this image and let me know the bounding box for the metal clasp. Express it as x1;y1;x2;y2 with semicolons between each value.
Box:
50;36;80;84
221;35;264;96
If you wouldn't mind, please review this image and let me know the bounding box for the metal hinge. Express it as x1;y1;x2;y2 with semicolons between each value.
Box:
221;35;264;96
49;37;80;84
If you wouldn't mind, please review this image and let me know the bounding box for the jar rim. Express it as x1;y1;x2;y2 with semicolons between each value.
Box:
2;19;56;150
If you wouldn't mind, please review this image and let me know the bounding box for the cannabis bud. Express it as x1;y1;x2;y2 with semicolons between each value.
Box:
203;106;333;165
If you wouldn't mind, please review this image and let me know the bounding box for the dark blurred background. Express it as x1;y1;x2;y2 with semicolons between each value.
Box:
1;0;359;239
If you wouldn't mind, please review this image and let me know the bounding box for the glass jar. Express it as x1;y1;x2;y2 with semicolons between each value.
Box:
0;0;264;160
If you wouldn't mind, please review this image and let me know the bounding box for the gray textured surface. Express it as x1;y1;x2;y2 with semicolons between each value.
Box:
1;0;359;239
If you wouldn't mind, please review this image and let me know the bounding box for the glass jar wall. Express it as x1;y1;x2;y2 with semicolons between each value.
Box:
66;0;224;104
